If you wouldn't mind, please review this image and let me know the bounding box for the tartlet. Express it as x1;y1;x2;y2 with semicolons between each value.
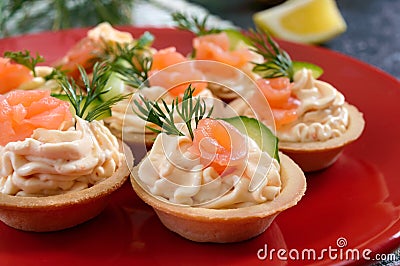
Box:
0;89;134;232
131;152;305;243
230;69;365;172
0;140;133;232
128;91;307;243
278;103;364;172
231;100;366;172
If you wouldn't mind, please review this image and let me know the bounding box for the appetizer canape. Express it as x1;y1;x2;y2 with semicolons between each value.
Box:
172;12;260;102
0;63;133;232
230;31;365;171
130;86;306;243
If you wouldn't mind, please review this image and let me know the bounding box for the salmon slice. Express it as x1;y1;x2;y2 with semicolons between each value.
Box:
193;32;252;69
151;47;187;71
256;77;300;129
190;118;247;175
150;47;207;98
54;37;101;79
0;90;73;146
0;57;33;94
6;89;49;107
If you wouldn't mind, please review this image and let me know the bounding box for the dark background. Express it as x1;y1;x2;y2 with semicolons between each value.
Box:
190;0;400;80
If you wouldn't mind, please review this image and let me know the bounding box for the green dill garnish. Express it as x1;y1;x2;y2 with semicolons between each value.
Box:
100;32;155;88
3;50;44;77
248;29;294;80
44;67;67;81
110;52;152;88
133;84;213;139
171;12;221;36
100;31;154;60
58;62;129;122
248;29;323;81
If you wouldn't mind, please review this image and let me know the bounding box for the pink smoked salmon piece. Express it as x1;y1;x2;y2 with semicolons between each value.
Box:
193;32;252;69
0;57;33;94
0;90;73;146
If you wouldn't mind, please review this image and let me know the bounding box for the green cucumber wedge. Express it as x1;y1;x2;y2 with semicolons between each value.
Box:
100;71;126;101
222;116;280;163
292;61;323;79
223;29;252;50
52;94;111;120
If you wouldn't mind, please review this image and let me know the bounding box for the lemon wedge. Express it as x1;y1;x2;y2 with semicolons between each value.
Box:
253;0;347;44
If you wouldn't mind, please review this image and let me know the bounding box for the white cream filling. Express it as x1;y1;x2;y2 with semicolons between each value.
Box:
278;69;349;142
105;86;216;135
0;117;123;196
137;128;281;209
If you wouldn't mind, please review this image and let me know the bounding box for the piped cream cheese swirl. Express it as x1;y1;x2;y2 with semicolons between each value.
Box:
278;69;349;142
0;117;123;196
137;128;281;209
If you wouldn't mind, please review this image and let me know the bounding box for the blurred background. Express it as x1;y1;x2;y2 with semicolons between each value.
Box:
0;0;399;80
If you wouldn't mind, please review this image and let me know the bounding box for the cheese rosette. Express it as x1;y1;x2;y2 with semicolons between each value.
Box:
137;121;282;209
0;117;124;196
278;69;349;142
105;85;215;135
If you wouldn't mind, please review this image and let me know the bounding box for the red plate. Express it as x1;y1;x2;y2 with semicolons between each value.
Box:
0;27;399;266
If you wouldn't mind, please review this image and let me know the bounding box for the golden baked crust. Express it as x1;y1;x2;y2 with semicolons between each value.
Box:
0;140;134;232
130;153;306;243
279;103;365;172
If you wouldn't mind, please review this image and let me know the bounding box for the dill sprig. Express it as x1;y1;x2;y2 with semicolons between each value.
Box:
248;29;294;81
58;62;129;122
110;53;152;88
44;67;67;81
171;12;221;36
4;50;45;77
100;32;155;88
133;84;213;140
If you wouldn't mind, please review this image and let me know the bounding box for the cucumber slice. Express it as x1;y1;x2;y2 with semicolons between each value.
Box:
223;29;252;50
52;94;111;120
100;71;126;101
222;116;280;163
293;61;323;79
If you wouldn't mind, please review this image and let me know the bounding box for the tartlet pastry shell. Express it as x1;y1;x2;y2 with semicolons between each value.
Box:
130;153;306;243
279;103;365;172
0;141;134;232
